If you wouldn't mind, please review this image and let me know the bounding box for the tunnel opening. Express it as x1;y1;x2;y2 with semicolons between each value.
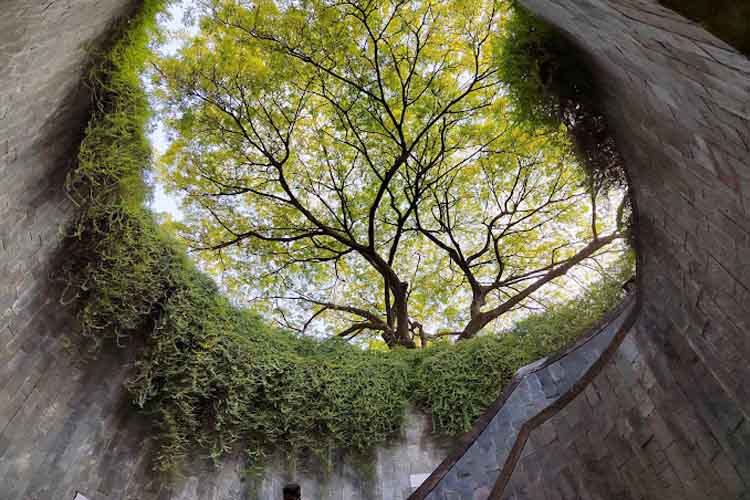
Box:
57;0;638;476
282;483;301;500
4;0;750;498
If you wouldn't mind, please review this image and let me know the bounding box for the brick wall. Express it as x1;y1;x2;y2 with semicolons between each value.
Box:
412;0;750;498
2;0;749;498
413;297;638;499
519;0;750;419
499;314;750;500
497;0;750;497
0;4;449;497
0;0;136;497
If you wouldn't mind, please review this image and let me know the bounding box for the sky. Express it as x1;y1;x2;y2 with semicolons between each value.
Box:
141;0;630;339
146;0;197;221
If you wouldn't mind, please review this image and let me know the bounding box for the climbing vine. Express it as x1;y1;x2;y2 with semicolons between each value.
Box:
497;1;630;202
62;0;634;474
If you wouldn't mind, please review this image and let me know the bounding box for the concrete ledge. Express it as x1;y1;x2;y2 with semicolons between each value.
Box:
410;294;639;499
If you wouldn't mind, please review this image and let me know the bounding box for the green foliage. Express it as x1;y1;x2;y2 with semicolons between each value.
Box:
412;335;527;434
153;0;628;345
498;1;630;212
63;0;635;475
411;253;633;435
496;3;589;131
130;271;413;470
63;0;173;347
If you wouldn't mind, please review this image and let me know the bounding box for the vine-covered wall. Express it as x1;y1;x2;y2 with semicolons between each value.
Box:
0;2;451;496
464;0;750;497
0;1;583;497
1;0;749;499
0;0;137;496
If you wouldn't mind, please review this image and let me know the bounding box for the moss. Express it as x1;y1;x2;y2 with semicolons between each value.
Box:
64;0;634;475
659;0;750;56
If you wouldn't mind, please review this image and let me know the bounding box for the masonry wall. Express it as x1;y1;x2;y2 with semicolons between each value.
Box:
0;0;137;497
519;0;750;420
413;296;639;499
0;1;450;499
500;313;750;500
2;0;749;499
497;1;750;496
412;1;750;498
489;0;747;498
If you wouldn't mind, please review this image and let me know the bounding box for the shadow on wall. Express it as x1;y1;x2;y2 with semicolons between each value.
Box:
658;0;750;55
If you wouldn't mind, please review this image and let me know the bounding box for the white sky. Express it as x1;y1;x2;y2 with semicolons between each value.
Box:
146;0;198;220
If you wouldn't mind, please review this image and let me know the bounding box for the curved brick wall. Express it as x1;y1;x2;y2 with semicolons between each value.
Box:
0;3;449;498
502;0;750;497
411;1;750;498
497;1;750;497
0;1;136;497
1;0;749;499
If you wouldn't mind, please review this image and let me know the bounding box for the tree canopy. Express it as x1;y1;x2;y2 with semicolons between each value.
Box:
155;0;629;348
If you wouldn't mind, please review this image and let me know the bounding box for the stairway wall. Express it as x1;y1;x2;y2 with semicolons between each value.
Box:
412;1;750;498
499;2;750;496
1;0;749;499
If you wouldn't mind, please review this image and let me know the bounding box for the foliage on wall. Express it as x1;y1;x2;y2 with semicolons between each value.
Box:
62;0;633;474
497;1;630;201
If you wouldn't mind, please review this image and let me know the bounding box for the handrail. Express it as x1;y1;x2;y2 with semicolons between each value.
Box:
409;292;640;499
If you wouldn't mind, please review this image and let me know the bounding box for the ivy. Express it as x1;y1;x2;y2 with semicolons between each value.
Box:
497;2;630;199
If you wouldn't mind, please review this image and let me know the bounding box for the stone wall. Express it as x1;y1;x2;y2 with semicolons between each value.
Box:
0;1;450;499
410;0;750;498
498;313;750;500
520;0;750;423
251;409;449;500
2;0;750;498
1;0;135;497
498;1;750;496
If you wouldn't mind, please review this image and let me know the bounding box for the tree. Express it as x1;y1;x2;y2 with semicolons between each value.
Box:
156;0;628;348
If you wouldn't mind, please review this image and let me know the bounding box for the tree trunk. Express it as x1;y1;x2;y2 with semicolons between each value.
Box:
457;233;621;340
392;281;416;348
460;314;487;340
